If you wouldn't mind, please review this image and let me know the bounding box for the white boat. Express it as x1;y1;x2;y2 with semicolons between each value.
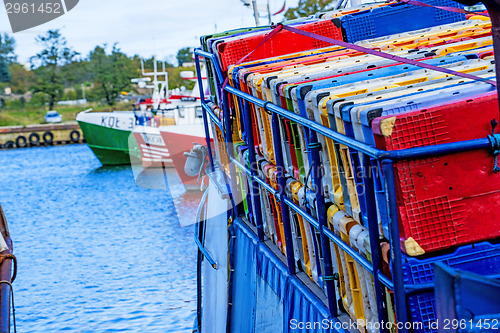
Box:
131;61;213;192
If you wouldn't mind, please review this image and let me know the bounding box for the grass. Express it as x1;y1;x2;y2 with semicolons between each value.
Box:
0;102;134;127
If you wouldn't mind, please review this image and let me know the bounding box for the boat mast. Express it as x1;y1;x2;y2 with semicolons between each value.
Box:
252;0;261;26
138;58;169;113
241;0;273;26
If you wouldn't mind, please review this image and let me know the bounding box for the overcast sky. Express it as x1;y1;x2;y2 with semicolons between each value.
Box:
0;0;298;65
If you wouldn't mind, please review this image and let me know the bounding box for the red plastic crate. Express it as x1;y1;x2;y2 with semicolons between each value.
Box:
217;19;343;72
372;92;500;255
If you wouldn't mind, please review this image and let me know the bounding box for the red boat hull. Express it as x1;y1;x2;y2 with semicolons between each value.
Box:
159;127;212;191
132;130;174;168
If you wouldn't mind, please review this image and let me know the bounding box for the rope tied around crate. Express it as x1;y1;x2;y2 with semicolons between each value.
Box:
488;119;500;173
219;24;284;112
220;9;496;127
278;24;497;87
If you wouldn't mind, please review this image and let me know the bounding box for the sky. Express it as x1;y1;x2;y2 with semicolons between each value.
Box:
0;0;298;65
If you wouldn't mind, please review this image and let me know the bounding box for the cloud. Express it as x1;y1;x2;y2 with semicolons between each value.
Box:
0;0;297;63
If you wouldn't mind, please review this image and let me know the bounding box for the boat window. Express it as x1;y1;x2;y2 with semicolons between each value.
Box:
178;106;185;118
195;106;203;118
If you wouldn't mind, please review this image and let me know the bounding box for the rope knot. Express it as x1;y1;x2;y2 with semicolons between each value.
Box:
488;119;500;174
271;23;284;31
308;142;322;151
262;101;273;115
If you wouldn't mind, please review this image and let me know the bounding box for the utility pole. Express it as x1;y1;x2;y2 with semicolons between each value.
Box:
81;83;86;108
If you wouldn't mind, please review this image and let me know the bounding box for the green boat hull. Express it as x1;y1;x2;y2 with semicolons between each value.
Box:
77;120;133;165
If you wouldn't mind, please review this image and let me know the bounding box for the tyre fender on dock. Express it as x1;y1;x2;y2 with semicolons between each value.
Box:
15;135;27;148
29;133;40;146
43;131;54;144
3;141;15;149
69;130;80;143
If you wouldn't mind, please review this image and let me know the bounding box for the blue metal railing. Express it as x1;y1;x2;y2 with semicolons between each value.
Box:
194;47;499;333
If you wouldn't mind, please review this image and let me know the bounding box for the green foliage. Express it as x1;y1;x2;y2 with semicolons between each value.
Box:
0;61;9;83
88;44;139;106
140;56;174;70
0;102;132;126
29;92;46;108
8;63;35;94
283;0;335;20
176;47;192;66
31;29;78;110
167;66;196;90
0;33;16;82
2;38;201;123
61;59;91;87
0;34;16;62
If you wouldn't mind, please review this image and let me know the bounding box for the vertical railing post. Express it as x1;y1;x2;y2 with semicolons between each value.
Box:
271;111;296;275
242;100;265;242
194;53;215;171
382;160;409;332
308;130;338;316
482;1;500;119
361;154;389;332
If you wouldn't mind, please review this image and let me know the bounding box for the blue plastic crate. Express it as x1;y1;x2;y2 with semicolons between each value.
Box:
401;242;500;333
340;0;466;43
434;263;500;331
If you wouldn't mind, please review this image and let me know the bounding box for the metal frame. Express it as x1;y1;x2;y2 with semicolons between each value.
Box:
194;47;499;333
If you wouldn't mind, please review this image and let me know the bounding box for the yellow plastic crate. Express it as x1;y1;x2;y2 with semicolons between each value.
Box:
330;209;362;322
257;159;279;243
290;180;316;280
349;224;379;332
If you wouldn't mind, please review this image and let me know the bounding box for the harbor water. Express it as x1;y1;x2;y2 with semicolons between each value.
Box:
0;144;198;332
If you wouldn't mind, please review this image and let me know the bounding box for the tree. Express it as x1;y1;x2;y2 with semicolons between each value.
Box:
0;63;9;83
89;45;139;106
284;0;335;20
61;59;91;88
167;66;196;90
31;30;78;110
0;34;16;82
8;63;35;94
176;47;192;66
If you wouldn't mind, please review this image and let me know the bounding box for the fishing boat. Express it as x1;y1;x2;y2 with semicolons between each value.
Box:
77;60;205;166
132;91;205;169
131;60;207;169
76;109;138;165
0;204;15;333
131;62;213;191
190;0;500;332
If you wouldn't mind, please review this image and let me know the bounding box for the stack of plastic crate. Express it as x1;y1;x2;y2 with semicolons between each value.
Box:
198;2;499;332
